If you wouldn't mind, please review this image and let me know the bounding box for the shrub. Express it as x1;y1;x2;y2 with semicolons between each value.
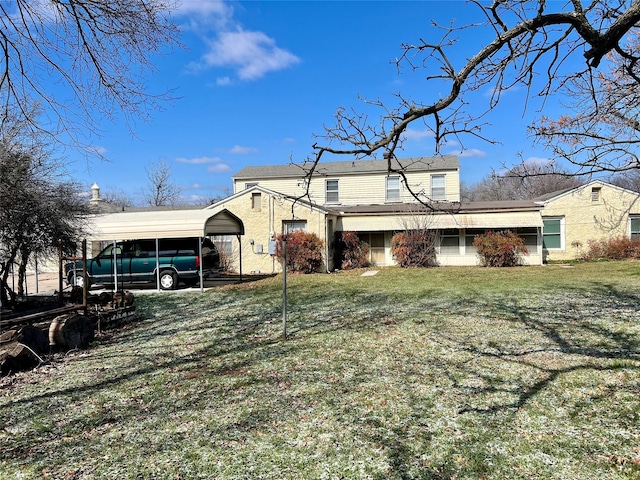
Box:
276;231;324;274
581;236;640;261
473;230;528;267
391;230;436;268
334;231;369;270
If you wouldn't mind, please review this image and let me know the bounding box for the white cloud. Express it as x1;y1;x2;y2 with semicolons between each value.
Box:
200;29;300;80
176;156;231;173
403;128;434;142
454;148;488;158
175;0;230;17
90;145;108;156
207;163;232;173
229;145;257;155
176;156;224;165
216;76;232;86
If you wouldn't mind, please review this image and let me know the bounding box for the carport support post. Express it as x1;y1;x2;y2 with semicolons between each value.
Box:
282;237;287;340
199;237;204;293
155;238;160;291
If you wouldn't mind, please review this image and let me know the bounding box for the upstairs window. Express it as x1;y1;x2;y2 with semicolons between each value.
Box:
591;186;601;202
325;179;339;204
431;174;446;200
245;182;258;189
386;176;401;201
251;192;261;210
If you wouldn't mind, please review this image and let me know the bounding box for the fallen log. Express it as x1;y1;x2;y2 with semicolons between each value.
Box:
0;341;43;375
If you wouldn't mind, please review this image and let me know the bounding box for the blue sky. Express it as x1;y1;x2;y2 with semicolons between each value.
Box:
65;0;574;204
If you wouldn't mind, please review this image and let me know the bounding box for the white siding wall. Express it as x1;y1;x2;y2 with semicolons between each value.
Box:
234;169;460;205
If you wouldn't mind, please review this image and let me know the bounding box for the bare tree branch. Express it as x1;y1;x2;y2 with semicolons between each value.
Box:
0;0;180;154
306;0;640;193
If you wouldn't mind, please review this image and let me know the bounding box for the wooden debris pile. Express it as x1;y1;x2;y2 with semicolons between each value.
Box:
0;288;137;376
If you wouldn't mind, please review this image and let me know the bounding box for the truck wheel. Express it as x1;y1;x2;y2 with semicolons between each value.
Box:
70;272;91;290
159;270;178;290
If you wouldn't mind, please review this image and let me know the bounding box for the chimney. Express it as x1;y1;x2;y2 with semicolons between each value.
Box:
90;183;104;205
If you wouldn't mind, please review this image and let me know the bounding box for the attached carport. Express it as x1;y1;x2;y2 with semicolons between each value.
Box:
87;208;245;291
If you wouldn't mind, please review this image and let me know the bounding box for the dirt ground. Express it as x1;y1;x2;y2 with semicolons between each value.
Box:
12;271;249;297
11;272;62;296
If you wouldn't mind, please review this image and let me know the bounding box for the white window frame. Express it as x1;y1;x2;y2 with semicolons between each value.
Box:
325;179;339;204
251;192;261;210
630;216;640;240
283;221;307;233
386;176;401;202
438;229;461;255
245;182;258;189
431;174;446;200
591;186;602;202
542;217;565;251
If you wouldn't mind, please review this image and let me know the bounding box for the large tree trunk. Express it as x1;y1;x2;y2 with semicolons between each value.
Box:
49;314;94;350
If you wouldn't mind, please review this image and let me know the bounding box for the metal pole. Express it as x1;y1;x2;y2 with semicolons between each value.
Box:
282;237;287;339
155;238;160;291
199;236;204;293
112;240;118;291
82;240;88;314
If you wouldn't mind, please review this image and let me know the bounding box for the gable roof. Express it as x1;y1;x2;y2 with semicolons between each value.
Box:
233;156;459;180
534;179;640;204
206;184;332;214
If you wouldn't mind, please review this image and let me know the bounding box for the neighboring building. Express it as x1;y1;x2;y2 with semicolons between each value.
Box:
537;180;640;261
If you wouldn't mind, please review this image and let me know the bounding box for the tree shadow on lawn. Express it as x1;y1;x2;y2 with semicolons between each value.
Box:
3;283;640;478
448;283;640;414
358;285;640;479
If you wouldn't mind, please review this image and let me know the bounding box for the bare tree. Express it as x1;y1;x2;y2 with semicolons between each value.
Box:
0;106;90;306
463;160;585;201
143;158;181;206
609;169;640;192
531;29;640;176
101;187;137;210
0;1;180;152
305;1;640;191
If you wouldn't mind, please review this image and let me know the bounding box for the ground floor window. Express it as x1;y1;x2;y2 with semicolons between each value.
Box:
514;227;539;254
438;229;460;254
464;229;485;255
283;220;307;233
631;216;640;240
542;217;564;250
359;232;386;265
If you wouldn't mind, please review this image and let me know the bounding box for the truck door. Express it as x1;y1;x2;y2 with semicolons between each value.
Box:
129;240;157;282
91;243;124;286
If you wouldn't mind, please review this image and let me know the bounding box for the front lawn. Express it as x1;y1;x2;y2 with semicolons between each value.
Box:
1;262;639;479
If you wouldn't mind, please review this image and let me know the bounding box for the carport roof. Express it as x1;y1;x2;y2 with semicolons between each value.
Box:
87;208;244;241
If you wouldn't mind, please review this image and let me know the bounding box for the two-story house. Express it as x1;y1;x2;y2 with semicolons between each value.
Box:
233;156;461;205
84;158;640;279
207;156;545;271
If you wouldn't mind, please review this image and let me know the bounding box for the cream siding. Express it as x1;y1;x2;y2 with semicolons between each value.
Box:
209;188;331;274
541;181;640;261
234;169;461;205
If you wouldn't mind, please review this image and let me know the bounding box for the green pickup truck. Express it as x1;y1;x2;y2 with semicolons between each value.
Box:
65;238;220;290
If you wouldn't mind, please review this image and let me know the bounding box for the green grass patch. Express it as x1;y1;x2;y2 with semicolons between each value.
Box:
1;262;639;479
